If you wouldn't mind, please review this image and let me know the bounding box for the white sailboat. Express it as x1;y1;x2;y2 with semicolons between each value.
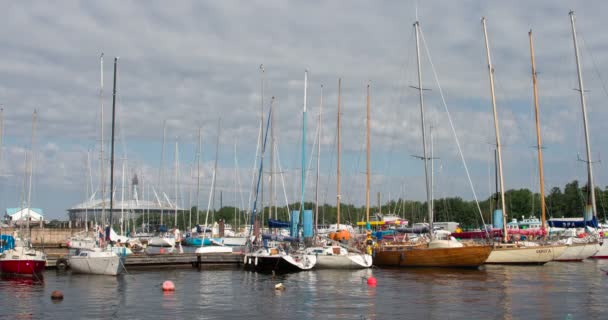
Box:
69;55;122;275
480;18;566;265
69;248;121;276
308;81;371;269
554;12;601;261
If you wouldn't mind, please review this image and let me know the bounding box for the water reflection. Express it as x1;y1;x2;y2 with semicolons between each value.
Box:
0;260;606;319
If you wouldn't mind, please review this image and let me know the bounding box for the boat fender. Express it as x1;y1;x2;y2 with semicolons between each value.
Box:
399;252;405;263
243;255;247;264
255;257;258;266
249;258;252;265
56;258;69;271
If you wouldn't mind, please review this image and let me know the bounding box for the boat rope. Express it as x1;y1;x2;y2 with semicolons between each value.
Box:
419;27;489;237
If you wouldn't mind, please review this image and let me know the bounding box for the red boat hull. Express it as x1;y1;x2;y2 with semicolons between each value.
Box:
0;259;46;276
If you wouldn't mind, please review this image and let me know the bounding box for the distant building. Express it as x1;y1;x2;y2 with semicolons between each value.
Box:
67;174;186;227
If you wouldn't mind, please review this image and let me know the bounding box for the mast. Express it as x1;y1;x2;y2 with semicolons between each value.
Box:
159;121;166;227
315;85;323;234
336;78;342;228
259;65;265;230
269;97;275;220
121;160;125;235
529;30;547;230
99;53;106;227
85;150;90;232
196;127;202;226
27;110;37;236
174;139;179;228
300;70;308;235
414;21;433;239
366;82;371;226
430;125;434;220
569;11;597;219
482;18;508;242
203;119;221;242
109;57;118;230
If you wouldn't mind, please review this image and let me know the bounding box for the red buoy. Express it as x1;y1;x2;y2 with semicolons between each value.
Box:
367;277;377;286
162;280;175;292
51;290;64;300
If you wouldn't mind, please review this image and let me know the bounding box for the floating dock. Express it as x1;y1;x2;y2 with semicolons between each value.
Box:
46;252;244;270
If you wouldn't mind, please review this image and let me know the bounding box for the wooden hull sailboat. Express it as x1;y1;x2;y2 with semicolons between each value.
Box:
374;242;492;268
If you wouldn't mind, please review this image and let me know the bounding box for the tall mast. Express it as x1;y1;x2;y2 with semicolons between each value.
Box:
99;53;106;226
121;160;125;235
336;78;342;228
365;82;371;226
529;30;546;230
482;18;508;242
174;139;179;227
315;85;323;234
159;121;166;226
430;125;434;220
26;110;37;235
109;57;118;228
569;11;597;218
269;97;275;220
300;70;308;234
259;65;265;229
196;127;202;226
414;21;433;239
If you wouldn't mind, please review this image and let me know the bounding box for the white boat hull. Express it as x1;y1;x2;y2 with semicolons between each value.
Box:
315;253;372;269
591;242;608;259
69;251;121;276
67;238;96;250
195;246;233;254
555;242;600;261
221;237;247;247
148;237;175;247
486;244;567;265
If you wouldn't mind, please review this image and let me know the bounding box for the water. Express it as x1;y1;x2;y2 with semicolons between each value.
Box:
1;260;607;319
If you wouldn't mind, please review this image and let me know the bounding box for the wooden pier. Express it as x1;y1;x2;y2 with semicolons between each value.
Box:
46;252;244;270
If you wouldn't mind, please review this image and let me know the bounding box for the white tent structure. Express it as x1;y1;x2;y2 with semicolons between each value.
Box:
5;207;44;225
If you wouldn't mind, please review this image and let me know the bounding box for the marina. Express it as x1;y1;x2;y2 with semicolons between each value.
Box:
2;2;608;319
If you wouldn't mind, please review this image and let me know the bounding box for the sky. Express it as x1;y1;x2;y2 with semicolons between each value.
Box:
1;0;608;220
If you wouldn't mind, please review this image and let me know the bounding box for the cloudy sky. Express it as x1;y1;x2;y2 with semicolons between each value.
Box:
1;1;607;220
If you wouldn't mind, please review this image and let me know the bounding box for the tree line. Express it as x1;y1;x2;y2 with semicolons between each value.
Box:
134;179;607;232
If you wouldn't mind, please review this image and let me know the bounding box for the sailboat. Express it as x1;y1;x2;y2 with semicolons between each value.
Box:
243;70;316;273
148;125;177;248
552;12;601;261
69;56;121;276
0;110;47;278
307;81;372;269
373;20;492;268
479;18;565;265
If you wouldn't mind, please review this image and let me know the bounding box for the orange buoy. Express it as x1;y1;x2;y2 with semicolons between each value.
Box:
162;280;175;292
51;290;64;300
367;277;377;286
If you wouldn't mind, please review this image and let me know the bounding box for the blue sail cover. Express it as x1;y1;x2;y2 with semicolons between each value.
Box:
261;233;299;242
0;235;15;253
547;216;598;228
267;219;290;229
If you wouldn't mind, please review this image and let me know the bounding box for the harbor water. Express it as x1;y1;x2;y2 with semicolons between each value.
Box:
1;260;607;319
